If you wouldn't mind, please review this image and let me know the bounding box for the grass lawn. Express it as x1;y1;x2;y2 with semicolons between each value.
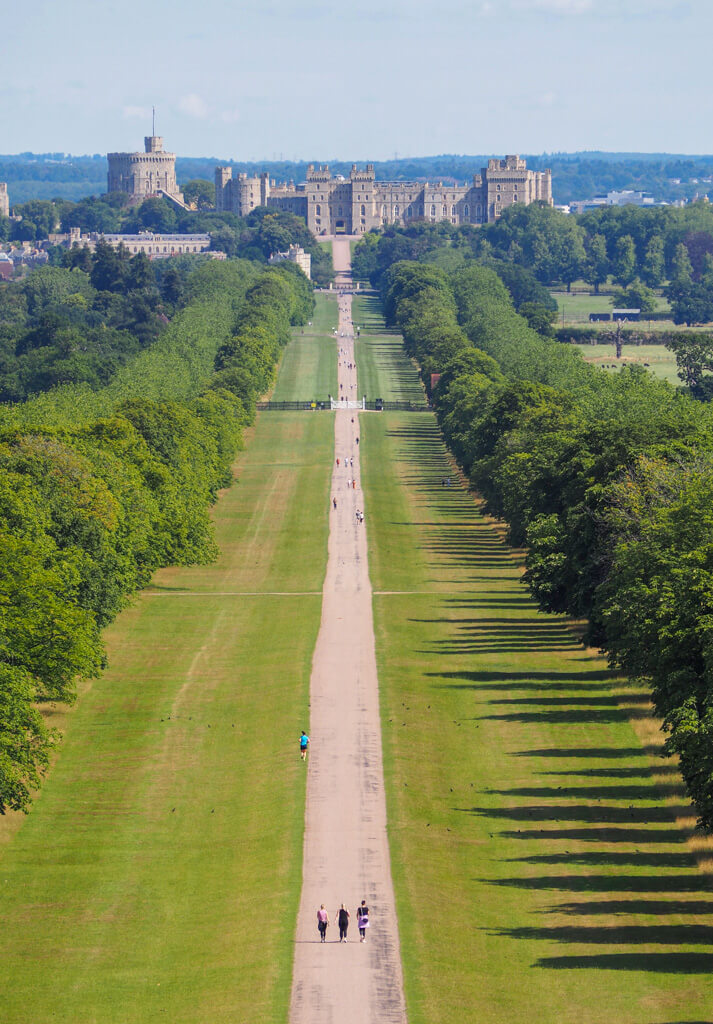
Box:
0;330;335;1022
575;342;682;386
358;312;713;1023
271;292;338;401
551;285;673;327
352;294;427;404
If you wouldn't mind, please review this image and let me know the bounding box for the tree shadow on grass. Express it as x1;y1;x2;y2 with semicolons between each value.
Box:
553;899;713;916
500;827;686;844
541;767;681;779
535;952;713;973
482;874;710;893
513;747;656;759
464;803;686;824
487;783;681;801
508;850;696;869
495;923;713;945
430;669;615;686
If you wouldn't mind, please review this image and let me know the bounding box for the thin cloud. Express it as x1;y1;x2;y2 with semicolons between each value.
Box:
178;94;209;119
514;0;592;12
122;105;152;120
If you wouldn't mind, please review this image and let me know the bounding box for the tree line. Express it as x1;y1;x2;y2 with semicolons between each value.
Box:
0;258;312;813
378;255;713;829
354;201;713;328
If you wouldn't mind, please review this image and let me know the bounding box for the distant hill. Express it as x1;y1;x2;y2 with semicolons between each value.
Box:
3;151;713;206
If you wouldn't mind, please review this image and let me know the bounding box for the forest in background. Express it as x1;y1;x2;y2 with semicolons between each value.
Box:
5;151;713;205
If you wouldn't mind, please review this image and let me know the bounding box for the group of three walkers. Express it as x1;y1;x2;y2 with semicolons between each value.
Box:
317;902;370;943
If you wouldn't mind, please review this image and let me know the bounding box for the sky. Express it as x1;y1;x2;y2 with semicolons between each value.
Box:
2;0;712;161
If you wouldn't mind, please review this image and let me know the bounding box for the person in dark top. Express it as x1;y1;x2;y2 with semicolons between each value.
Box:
357;900;369;942
335;904;350;942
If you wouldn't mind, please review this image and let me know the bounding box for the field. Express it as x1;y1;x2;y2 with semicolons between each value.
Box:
358;308;713;1023
550;284;672;327
0;312;337;1023
575;342;682;386
353;294;427;403
272;292;338;400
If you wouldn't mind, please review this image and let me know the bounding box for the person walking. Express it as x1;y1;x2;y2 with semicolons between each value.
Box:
335;904;350;942
357;900;369;942
317;905;329;943
333;497;337;510
300;731;309;760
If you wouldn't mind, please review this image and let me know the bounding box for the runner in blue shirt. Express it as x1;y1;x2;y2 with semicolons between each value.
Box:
300;731;309;761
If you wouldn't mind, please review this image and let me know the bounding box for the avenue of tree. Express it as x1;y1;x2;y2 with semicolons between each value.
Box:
356;230;713;829
0;254;314;813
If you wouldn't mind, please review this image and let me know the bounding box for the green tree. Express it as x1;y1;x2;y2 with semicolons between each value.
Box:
181;179;215;210
671;241;694;284
642;234;665;287
519;302;556;336
613;235;637;286
585;233;609;294
610;278;657;313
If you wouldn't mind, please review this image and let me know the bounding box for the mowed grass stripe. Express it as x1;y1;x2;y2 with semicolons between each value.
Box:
353;294;426;405
272;292;338;401
359;368;713;1016
0;325;336;1022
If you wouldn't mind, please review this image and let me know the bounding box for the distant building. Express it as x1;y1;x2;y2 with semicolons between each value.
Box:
215;155;552;234
56;227;211;258
0;183;9;218
606;190;655;207
0;252;13;280
268;244;311;279
107;136;186;207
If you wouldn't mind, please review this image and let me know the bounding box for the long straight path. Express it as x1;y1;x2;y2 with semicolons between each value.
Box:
290;240;407;1023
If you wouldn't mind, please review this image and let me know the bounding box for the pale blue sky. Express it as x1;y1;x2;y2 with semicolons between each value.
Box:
3;0;710;160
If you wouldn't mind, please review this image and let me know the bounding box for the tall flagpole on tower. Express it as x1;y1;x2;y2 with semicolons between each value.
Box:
152;106;155;137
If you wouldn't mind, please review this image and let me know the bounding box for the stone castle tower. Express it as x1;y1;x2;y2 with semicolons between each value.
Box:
107;136;184;206
0;183;9;218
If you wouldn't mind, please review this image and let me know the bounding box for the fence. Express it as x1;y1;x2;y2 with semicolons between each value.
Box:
257;400;432;412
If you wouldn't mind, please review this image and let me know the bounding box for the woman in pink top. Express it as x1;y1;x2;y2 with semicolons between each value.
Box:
317;905;329;943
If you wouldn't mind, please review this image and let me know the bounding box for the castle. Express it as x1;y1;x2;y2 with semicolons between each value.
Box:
215;156;552;233
107;136;185;206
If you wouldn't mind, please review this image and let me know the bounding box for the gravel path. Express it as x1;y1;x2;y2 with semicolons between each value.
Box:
289;239;408;1024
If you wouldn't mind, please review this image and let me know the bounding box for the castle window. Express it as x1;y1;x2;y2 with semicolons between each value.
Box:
451;205;456;215
394;205;399;216
361;204;366;215
464;204;469;216
430;204;436;216
476;204;481;216
512;196;518;202
338;206;343;216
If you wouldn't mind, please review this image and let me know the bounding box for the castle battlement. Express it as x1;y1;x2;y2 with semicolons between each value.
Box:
212;155;552;233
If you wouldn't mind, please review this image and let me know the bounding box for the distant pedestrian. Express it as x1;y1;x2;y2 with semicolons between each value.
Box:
355;508;361;524
333;497;337;510
317;905;329;943
335;904;350;942
357;900;369;942
352;479;356;489
300;731;309;760
336;457;340;466
356;437;359;445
